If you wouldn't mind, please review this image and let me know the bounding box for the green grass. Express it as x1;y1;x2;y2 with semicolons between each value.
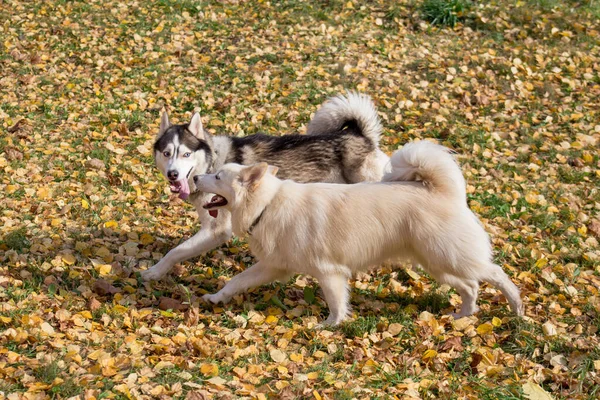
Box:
1;227;30;252
420;0;472;27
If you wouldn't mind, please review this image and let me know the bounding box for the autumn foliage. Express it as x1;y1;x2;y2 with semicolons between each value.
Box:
1;0;599;399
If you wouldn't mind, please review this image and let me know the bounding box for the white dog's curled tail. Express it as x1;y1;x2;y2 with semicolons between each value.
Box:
383;141;466;201
306;91;382;145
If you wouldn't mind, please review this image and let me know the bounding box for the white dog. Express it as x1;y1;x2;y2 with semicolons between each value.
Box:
194;141;524;325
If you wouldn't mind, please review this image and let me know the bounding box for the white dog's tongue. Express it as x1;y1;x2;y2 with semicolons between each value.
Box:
209;210;218;218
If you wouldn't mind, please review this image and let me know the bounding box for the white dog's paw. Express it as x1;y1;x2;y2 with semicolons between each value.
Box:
140;267;166;282
450;305;479;319
315;316;343;329
202;293;225;304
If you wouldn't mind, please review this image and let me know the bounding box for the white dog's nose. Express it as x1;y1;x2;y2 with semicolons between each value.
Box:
193;175;199;183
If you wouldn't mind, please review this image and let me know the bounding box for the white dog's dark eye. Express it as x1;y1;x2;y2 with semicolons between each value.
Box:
215;173;221;180
163;151;171;157
183;152;191;158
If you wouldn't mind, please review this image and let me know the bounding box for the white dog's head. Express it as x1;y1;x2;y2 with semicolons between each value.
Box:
193;163;278;218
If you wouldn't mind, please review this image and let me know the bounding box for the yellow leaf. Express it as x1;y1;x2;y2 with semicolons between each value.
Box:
62;253;76;265
578;225;587;235
0;316;12;323
95;263;112;276
80;311;92;319
51;219;62;227
112;305;127;314
522;381;555;400
534;258;548;268
476;322;494;335
37;186;50;200
422;349;437;362
362;359;378;375
154;22;165;33
307;371;319;380
313;391;322;400
140;233;154;245
491;317;502;327
289;353;303;362
104;220;118;229
277;365;288;374
265;315;278;325
81;198;89;209
525;192;538;204
200;363;219;377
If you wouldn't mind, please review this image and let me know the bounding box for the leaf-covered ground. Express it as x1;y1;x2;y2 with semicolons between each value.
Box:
1;0;600;399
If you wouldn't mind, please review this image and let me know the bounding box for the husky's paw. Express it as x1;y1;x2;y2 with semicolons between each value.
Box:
140;267;166;282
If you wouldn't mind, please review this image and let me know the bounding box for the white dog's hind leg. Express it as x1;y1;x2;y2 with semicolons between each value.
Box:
141;225;231;281
441;275;480;318
483;263;524;316
315;272;351;326
203;261;292;304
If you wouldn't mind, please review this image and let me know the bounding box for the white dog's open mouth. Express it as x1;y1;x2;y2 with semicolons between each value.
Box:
203;195;228;218
170;180;190;200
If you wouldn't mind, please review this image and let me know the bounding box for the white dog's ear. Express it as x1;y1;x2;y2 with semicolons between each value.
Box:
267;165;278;176
188;113;207;140
159;111;170;136
241;163;269;188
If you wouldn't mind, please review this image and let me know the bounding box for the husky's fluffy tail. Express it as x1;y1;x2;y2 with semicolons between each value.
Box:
383;141;466;201
306;92;382;145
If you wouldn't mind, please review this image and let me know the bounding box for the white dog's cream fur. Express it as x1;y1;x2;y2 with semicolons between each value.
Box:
195;141;524;325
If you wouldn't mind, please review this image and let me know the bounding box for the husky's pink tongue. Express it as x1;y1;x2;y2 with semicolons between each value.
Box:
178;179;190;199
169;179;190;200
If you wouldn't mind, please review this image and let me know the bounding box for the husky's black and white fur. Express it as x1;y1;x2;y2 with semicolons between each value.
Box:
141;92;389;280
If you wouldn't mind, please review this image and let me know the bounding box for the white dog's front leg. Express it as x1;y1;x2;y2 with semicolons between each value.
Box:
141;216;232;281
315;272;351;327
203;261;291;304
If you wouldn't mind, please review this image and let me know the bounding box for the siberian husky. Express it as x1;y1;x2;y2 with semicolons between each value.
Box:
195;141;524;325
141;92;389;281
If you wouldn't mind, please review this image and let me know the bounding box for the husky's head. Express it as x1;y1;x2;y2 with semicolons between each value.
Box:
154;112;214;200
193;163;278;220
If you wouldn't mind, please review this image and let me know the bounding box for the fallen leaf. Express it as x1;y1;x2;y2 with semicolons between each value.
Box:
522;381;555;400
158;297;188;311
270;348;288;363
92;279;121;296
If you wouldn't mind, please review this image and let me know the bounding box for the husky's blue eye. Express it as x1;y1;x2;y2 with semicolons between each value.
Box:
163;151;171;157
183;152;191;158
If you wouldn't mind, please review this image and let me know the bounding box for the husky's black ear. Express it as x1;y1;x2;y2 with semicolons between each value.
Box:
241;163;269;188
188;113;207;140
159;111;170;136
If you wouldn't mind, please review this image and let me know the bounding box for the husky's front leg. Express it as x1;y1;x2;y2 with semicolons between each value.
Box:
141;212;232;281
203;261;292;304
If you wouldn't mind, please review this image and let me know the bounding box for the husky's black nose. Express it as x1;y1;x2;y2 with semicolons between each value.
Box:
167;170;179;180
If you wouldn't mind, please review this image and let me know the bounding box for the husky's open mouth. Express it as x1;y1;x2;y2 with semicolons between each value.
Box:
203;195;228;218
169;179;191;200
